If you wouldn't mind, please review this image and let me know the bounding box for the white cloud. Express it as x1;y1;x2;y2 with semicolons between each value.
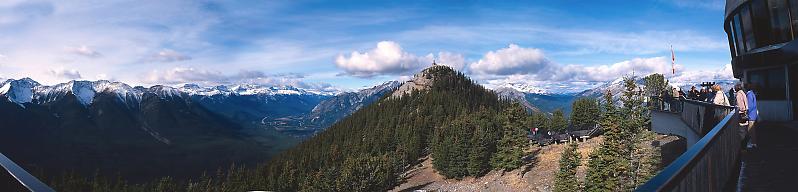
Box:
66;45;101;58
335;41;431;77
151;49;191;62
573;57;675;81
48;68;82;79
435;52;465;71
469;44;553;75
469;44;679;82
670;64;734;83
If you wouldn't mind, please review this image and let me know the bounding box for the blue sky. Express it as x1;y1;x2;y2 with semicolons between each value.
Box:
0;0;734;92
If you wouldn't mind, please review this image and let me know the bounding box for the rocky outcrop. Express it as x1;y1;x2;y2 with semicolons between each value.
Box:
390;66;440;98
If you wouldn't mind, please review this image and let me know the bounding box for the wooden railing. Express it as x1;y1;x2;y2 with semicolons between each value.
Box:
637;99;741;191
0;153;54;192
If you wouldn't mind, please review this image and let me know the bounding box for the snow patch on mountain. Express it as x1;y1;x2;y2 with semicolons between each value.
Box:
483;80;603;95
0;78;39;106
178;83;339;96
0;78;343;107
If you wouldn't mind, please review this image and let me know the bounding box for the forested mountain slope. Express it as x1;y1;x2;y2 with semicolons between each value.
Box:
256;65;529;191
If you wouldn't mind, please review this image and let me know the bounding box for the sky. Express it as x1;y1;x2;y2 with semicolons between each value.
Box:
0;0;735;92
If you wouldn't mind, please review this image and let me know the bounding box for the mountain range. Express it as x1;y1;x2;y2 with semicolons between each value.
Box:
0;78;400;181
0;73;736;182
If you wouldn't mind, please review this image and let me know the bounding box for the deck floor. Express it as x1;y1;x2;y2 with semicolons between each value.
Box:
737;121;798;191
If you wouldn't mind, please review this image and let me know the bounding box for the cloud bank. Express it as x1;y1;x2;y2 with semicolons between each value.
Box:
468;44;552;76
467;44;677;82
335;41;465;77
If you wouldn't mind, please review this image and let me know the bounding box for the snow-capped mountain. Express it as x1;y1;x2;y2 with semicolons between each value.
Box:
0;78;340;107
178;83;340;97
0;78;39;106
496;82;547;94
484;80;604;95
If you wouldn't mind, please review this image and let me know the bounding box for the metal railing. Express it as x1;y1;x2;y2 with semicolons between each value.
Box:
637;99;741;191
0;153;55;192
648;96;685;113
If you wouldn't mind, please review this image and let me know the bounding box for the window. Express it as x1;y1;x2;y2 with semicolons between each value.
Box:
729;20;739;56
742;5;756;51
748;68;787;100
734;14;746;55
769;0;792;44
790;0;798;37
752;0;772;48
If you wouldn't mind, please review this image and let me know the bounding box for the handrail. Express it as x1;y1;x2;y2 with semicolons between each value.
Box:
0;153;55;192
636;100;740;191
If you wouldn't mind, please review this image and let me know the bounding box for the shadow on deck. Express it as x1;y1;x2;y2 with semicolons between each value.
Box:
737;121;798;191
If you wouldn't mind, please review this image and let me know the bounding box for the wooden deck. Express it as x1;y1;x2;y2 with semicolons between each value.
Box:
736;121;798;191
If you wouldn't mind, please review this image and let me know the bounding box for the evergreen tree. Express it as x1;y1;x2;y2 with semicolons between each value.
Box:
570;97;600;131
491;103;528;171
585;76;661;191
554;142;581;192
643;73;668;97
584;90;623;191
549;109;568;133
530;112;549;133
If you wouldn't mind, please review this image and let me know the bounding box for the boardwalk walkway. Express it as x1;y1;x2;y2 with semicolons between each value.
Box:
736;121;798;191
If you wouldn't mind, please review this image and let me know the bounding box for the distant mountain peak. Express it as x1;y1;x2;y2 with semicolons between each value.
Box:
0;78;40;106
0;78;342;108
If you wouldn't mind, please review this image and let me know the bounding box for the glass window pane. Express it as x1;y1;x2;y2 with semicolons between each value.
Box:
748;68;787;100
752;0;771;47
742;5;756;51
790;0;798;37
770;0;792;43
735;14;746;54
729;20;739;56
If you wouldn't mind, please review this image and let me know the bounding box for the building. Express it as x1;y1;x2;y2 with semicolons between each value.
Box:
724;0;798;121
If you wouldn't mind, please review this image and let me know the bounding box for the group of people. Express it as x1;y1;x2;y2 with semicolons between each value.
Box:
685;85;718;102
684;83;760;149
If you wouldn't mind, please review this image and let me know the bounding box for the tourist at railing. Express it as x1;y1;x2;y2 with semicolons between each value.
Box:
746;83;759;149
711;85;729;106
735;83;749;141
735;84;748;124
688;86;699;100
698;87;709;102
700;88;715;102
662;89;671;111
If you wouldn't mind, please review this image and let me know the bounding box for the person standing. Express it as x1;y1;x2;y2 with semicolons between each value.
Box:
735;84;749;139
706;86;717;103
698;87;707;101
746;84;759;149
712;84;730;106
672;87;681;111
728;87;738;107
688;86;699;100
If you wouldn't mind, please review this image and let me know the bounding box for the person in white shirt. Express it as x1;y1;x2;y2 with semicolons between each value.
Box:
712;84;730;106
